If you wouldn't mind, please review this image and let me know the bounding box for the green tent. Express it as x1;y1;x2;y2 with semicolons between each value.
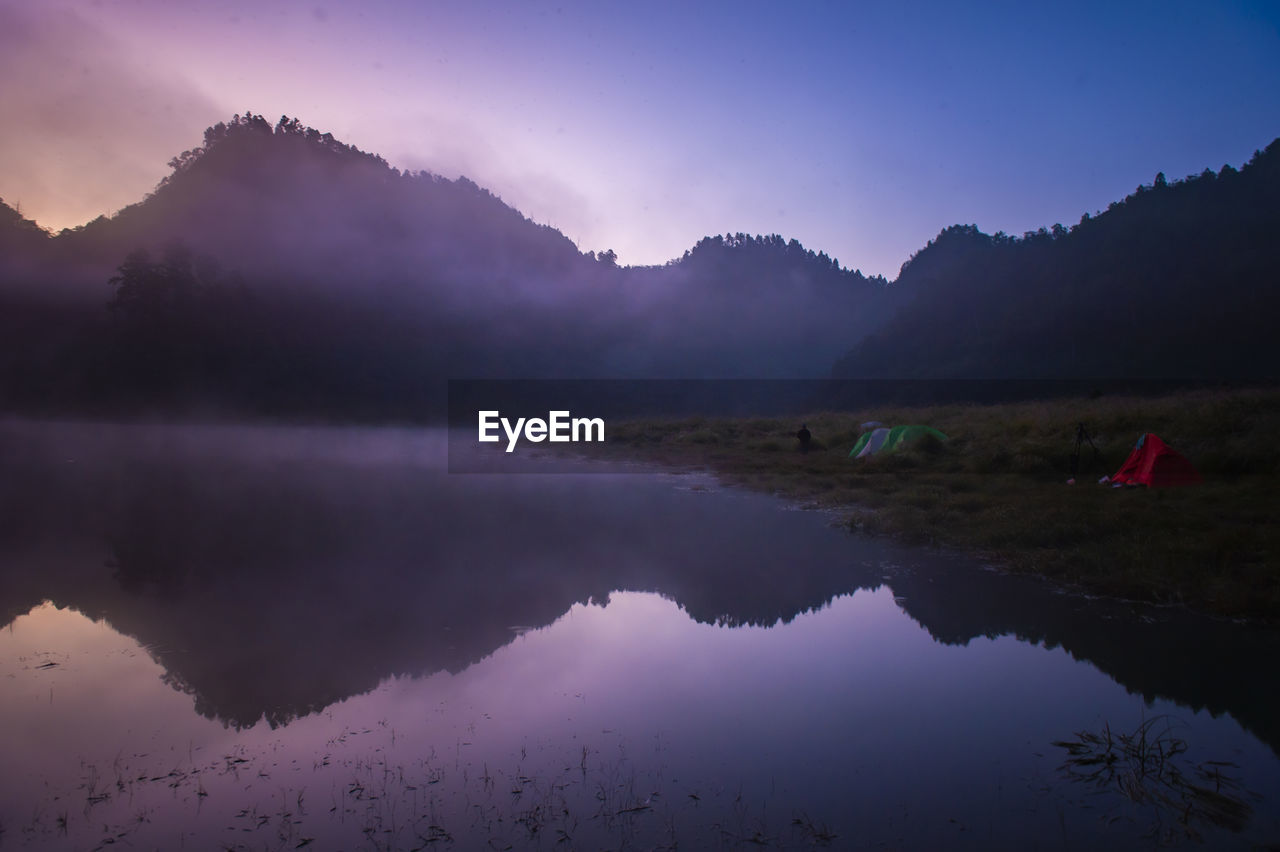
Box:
849;425;948;458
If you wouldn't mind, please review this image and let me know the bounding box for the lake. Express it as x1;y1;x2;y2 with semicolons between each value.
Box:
0;420;1277;850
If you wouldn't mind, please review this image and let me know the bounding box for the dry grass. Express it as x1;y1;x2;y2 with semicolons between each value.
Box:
594;388;1280;619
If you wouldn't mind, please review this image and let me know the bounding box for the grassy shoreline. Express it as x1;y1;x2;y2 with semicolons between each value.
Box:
592;388;1279;621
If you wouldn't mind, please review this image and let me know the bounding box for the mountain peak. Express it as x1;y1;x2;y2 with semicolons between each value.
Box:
159;113;396;189
0;198;50;253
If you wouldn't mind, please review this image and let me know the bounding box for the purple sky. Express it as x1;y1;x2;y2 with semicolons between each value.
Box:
2;0;1277;278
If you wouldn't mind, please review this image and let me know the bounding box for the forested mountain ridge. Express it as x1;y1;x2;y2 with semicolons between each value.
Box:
36;113;585;291
0;114;890;418
833;139;1280;379
1;115;1274;421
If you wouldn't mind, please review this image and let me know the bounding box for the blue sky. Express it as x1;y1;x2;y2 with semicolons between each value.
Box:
1;0;1277;277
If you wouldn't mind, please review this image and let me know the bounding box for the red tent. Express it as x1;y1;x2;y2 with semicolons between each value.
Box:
1110;433;1202;487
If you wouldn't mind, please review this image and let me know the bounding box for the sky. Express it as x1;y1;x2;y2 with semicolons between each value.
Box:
1;0;1278;279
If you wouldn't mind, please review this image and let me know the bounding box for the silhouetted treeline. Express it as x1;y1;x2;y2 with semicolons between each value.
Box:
0;113;892;418
833;141;1280;379
1;114;1277;420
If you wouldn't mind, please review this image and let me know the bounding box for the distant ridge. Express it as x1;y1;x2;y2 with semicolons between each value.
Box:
833;139;1280;380
1;115;1276;420
0;114;892;417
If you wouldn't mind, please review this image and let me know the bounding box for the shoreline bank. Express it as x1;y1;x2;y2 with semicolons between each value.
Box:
591;388;1279;621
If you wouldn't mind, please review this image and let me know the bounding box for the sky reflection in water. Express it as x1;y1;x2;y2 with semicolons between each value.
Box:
0;421;1277;849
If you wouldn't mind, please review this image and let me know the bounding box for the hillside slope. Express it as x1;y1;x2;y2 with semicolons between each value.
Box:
833;140;1280;379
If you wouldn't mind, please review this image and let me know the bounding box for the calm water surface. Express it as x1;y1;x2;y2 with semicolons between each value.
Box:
0;420;1277;850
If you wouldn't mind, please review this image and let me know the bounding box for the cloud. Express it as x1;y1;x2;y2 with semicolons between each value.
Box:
0;3;221;230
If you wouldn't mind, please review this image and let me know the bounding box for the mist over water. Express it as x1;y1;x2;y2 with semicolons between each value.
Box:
1;419;1277;849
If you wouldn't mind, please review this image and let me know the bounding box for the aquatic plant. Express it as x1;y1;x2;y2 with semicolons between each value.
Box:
1053;715;1254;843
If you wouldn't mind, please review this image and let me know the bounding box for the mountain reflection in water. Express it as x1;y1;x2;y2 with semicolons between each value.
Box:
0;420;1277;849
